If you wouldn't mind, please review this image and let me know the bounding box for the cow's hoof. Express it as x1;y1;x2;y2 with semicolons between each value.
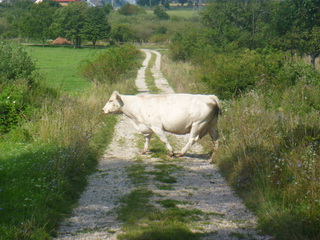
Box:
169;152;175;157
177;153;184;157
140;151;147;155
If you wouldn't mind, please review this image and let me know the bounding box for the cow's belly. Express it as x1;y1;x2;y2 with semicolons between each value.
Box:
162;119;192;135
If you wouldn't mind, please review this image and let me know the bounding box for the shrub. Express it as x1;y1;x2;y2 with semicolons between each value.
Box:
153;6;170;20
169;29;205;61
110;24;137;42
118;3;146;16
82;44;141;85
0;42;36;84
0;42;53;133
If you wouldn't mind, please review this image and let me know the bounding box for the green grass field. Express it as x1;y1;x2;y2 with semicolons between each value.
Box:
25;46;103;92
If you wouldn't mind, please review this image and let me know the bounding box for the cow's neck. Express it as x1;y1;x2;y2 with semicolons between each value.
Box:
120;95;139;121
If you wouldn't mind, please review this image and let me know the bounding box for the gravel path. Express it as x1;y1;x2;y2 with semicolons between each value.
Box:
56;49;271;240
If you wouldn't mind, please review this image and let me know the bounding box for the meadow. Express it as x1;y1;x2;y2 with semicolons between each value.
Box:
25;46;100;92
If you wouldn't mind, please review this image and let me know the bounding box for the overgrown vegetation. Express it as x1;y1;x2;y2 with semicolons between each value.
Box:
163;45;320;240
0;42;140;239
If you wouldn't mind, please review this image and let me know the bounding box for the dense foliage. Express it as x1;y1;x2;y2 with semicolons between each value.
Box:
2;0;111;47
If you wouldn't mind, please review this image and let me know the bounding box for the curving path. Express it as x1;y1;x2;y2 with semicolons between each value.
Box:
56;49;270;240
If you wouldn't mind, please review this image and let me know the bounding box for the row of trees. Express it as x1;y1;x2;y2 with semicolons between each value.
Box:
171;0;320;67
2;0;113;47
202;0;320;66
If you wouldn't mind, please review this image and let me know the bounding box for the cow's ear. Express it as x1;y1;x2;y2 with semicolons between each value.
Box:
112;91;120;99
113;91;123;104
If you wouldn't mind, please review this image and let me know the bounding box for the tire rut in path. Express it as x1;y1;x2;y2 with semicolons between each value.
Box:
56;49;270;240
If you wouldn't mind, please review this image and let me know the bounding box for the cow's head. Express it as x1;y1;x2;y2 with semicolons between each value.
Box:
102;91;123;114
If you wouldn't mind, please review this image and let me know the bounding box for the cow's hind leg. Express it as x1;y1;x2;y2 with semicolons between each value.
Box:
141;134;152;154
151;127;174;157
209;122;219;159
178;123;203;157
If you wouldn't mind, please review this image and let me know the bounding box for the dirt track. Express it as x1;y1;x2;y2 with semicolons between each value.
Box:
56;49;271;240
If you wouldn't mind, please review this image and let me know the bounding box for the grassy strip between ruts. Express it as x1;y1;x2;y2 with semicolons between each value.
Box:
145;51;160;94
117;159;206;240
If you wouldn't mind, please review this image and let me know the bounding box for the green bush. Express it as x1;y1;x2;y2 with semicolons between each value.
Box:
118;3;146;16
82;44;141;84
153;6;170;20
169;29;205;61
110;24;137;42
0;42;53;133
0;42;36;84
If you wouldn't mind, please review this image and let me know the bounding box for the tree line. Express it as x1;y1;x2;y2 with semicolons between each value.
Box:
172;0;320;67
1;0;113;48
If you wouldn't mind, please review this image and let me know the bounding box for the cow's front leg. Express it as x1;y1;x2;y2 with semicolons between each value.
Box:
151;127;174;157
141;134;152;154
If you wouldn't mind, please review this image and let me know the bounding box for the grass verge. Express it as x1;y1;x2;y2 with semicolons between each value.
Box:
0;44;141;239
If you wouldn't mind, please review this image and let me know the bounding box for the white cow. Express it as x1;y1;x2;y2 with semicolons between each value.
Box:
102;91;222;158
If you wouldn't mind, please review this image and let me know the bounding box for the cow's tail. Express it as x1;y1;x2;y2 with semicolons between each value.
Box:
209;95;222;115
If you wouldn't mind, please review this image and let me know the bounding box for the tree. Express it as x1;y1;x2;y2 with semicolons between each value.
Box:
52;2;87;48
153;5;169;20
300;27;320;67
118;3;146;15
271;0;320;66
200;0;273;49
178;0;187;6
6;0;34;38
18;1;59;45
82;6;110;46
